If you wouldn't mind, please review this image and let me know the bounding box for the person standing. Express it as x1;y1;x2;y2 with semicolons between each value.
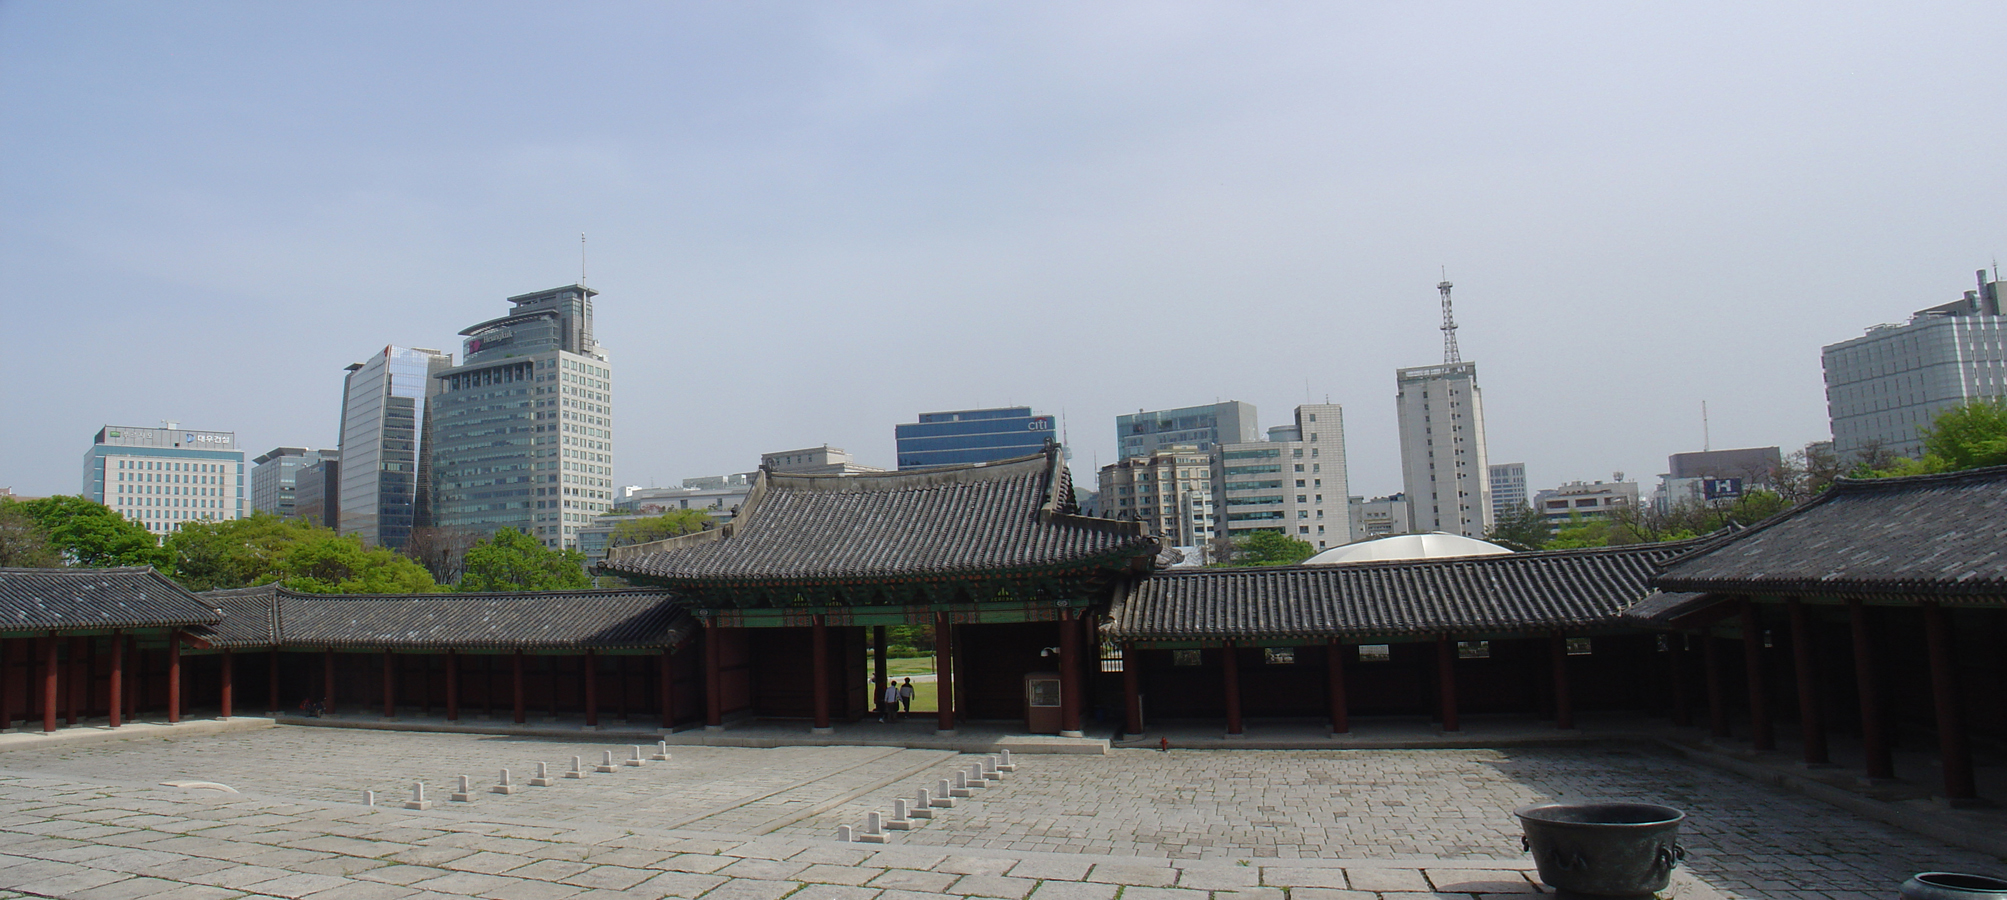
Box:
882;681;902;722
899;678;914;714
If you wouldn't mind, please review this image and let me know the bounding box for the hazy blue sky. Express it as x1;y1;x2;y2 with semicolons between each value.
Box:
4;2;2005;500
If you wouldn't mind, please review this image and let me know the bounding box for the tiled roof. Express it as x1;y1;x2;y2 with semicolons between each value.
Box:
0;567;221;633
1619;590;1723;627
1652;465;2007;599
604;447;1155;585
192;585;692;651
1107;542;1698;642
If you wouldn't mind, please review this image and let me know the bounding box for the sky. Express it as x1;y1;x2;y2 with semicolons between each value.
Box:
4;2;2006;502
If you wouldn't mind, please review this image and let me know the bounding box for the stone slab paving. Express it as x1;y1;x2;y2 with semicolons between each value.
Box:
0;728;1996;898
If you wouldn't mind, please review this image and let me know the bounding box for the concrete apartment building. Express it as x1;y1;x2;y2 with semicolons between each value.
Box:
1116;401;1259;460
1651;446;1781;512
1396;362;1492;538
1489;462;1527;520
335;346;452;550
250;447;331;518
760;446;885;475
83;424;246;536
1823;269;2006;461
1097;444;1216;550
1533;479;1640;532
895;407;1055;470
429;285;613;549
1211;403;1351;553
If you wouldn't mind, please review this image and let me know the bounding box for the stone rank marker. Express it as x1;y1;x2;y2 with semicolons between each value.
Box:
492;768;519;794
595;750;619;773
651;741;671;762
403;781;433;811
566;756;586;779
530;762;556;787
450;775;474;803
624;746;645;766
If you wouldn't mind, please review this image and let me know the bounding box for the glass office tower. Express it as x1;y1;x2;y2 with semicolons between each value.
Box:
336;346;452;550
430;285;613;549
894;407;1055;470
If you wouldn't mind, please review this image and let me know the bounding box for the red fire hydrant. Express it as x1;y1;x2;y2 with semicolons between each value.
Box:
1159;736;1169;752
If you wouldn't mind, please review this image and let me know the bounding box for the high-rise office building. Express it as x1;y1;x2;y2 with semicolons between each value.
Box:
294;451;340;527
1397;363;1492;537
336;346;452;550
83;424;246;536
1488;462;1527;522
894;407;1054;470
1823;270;2005;461
431;285;612;549
1211;403;1351;553
1098;444;1216;550
1116;402;1259;460
251;447;331;518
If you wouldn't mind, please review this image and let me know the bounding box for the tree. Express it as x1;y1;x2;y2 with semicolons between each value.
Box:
18;495;169;569
1485;503;1549;551
457;528;592;592
261;533;442;594
1919;398;2007;472
1773;447;1842;504
1229;530;1316;566
166;513;333;592
0;500;60;567
404;526;483;584
1546;513;1613;549
611;509;712;547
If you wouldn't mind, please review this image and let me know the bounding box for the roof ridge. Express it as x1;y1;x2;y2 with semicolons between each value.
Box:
1831;463;2007;492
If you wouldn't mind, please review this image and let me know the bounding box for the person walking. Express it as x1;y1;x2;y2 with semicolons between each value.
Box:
899;678;914;714
882;681;902;722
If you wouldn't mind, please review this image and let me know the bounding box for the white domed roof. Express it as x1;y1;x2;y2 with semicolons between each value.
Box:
1303;532;1514;565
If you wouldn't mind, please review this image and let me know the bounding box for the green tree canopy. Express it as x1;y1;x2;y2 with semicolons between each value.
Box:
260;533;442;594
166;513;336;592
1546;515;1612;550
0;499;61;567
17;495;169;569
1484;503;1549;551
1919;398;2007;472
611;509;711;547
1229;530;1316;566
457;528;592;592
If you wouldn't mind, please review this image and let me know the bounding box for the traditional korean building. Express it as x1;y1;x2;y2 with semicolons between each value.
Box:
1635;464;2007;803
0;567;221;732
603;446;1156;736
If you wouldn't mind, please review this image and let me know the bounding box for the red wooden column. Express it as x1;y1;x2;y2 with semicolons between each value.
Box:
1059;612;1083;738
1669;633;1693;727
512;650;526;724
705;626;724;729
1222;641;1243;736
445;650;460;722
220;649;234;719
1122;644;1143;735
1551;632;1574;730
1787;599;1829;765
381;650;395;719
1741;601;1774;750
659;647;675;730
1923;602;1977;801
41;635;58;733
106;633;122;728
584;650;600;728
1704;633;1729;738
65;636;84;726
1436;635;1460;733
934;613;955;734
0;639;12;731
1849;600;1894;779
167;632;182;724
266;650;279;715
811;616;831;732
324;649;336;714
1327;638;1349;735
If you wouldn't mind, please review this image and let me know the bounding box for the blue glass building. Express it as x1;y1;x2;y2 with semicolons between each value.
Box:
895;407;1055;470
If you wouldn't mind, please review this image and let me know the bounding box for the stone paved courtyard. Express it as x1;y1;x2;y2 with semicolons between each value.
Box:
0;726;1998;899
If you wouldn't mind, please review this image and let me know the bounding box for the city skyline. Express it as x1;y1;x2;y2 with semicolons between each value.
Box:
7;4;2007;501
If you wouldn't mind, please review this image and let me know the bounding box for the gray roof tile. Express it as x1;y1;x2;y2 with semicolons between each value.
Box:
0;567;221;633
193;584;692;651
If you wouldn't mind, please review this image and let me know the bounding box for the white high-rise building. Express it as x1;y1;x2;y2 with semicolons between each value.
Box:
1098;444;1216;549
431;285;612;549
1396;363;1492;538
83;424;246;536
1823;270;2005;461
1488;462;1527;522
1212;403;1350;554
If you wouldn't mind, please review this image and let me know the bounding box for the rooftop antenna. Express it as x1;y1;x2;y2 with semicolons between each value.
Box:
580;233;587;287
1438;268;1461;365
1702;400;1711;452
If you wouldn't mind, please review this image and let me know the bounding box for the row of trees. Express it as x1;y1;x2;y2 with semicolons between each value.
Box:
0;498;711;594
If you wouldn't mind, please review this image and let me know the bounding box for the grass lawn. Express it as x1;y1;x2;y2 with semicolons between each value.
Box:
885;656;936;677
